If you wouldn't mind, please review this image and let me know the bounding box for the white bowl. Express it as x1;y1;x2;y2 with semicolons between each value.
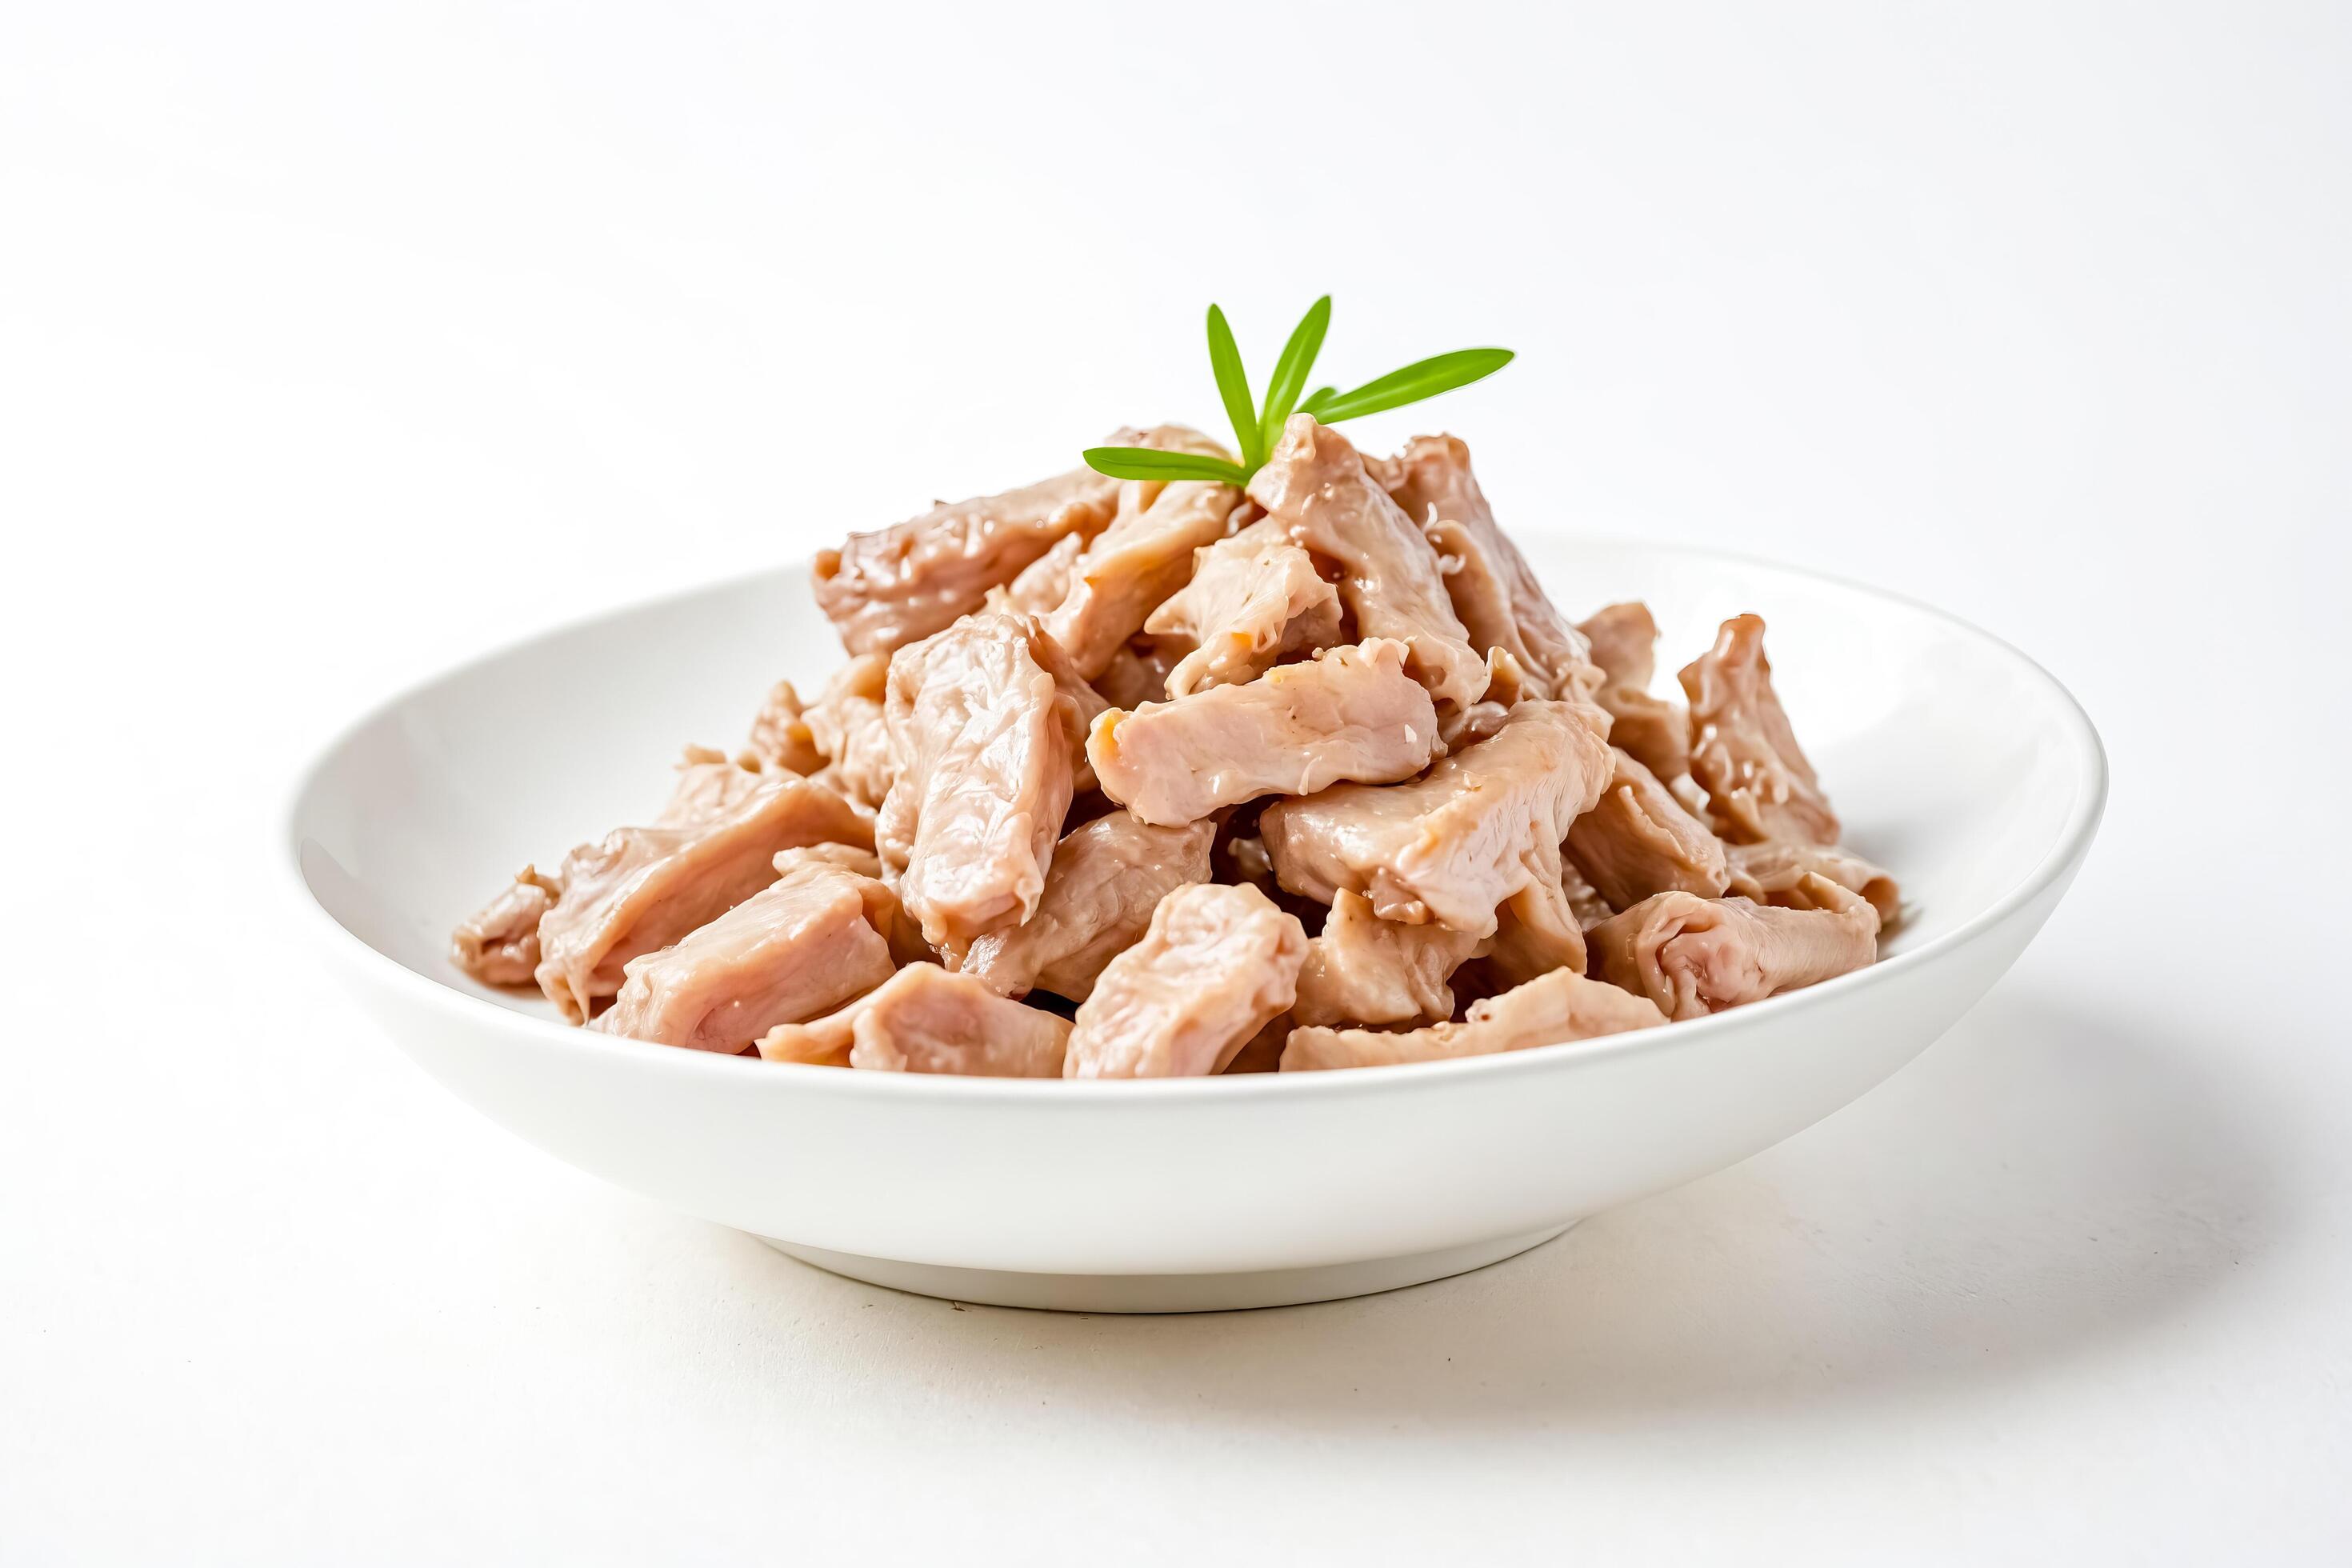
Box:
287;541;2105;1312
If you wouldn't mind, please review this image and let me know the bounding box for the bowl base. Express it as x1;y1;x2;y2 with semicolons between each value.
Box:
754;1223;1577;1313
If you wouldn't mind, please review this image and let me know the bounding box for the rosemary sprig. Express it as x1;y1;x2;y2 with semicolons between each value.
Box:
1082;297;1512;486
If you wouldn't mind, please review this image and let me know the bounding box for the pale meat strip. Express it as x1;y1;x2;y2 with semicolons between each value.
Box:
1246;415;1486;710
1063;883;1308;1078
741;680;825;774
1726;840;1900;927
1039;480;1242;678
1087;640;1440;826
1566;748;1731;910
961;810;1214;1001
450;866;562;986
991;530;1088;620
590;855;898;1052
1282;966;1667;1072
802;653;894;811
1589;874;1878;1021
1258;697;1614;938
1478;834;1589;983
811;423;1217;657
758;963;1070;1077
1383;434;1602;702
1680;614;1841;846
1291;890;1481;1029
533;777;873;1022
1144;518;1343;698
654;746;774;828
876;612;1077;956
1577;602;1689;783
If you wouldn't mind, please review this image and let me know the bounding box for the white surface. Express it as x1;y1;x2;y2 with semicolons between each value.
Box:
288;545;2101;1307
2;1;2345;1561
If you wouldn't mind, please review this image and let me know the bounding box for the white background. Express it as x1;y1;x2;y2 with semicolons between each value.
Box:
5;2;2348;1562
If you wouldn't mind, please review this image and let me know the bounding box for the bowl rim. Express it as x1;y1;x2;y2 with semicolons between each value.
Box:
284;536;2107;1106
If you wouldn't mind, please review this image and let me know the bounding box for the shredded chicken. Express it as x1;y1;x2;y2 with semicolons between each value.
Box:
803;653;896;811
1039;480;1242;677
1094;641;1182;710
450;866;562;986
758;962;1070;1076
1063;882;1308;1078
1247;415;1486;710
1589;874;1878;1020
1291;890;1480;1028
1088;640;1441;826
1145;518;1344;698
1578;602;1690;784
1726;840;1901;927
741;681;826;775
1282;966;1667;1071
960;810;1216;1001
1258;697;1614;936
1681;613;1840;846
533;777;871;1022
1567;747;1731;910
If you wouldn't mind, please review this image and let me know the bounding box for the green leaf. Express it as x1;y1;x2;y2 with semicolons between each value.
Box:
1298;385;1338;417
1082;446;1251;486
1257;294;1331;454
1309;348;1515;424
1205;304;1262;470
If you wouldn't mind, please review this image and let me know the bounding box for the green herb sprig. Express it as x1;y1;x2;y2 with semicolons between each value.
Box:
1082;297;1512;487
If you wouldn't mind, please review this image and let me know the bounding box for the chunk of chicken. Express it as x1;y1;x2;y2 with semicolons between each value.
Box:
1566;748;1731;910
757;962;1070;1077
991;530;1089;620
1087;640;1441;826
1246;416;1486;710
450;866;562;986
1478;833;1590;983
1589;874;1878;1021
1039;480;1243;678
1094;640;1182;710
1680;614;1840;846
741;680;826;774
1291;890;1482;1029
876;612;1078;956
1258;698;1614;937
803;653;895;811
1281;965;1667;1071
1145;518;1344;698
1726;840;1900;927
960;810;1216;1001
590;854;900;1052
531;777;873;1022
811;424;1221;656
1383;434;1602;702
1577;602;1690;783
1062;882;1308;1078
654;746;775;828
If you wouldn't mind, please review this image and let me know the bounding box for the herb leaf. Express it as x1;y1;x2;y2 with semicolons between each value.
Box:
1298;385;1338;418
1257;295;1332;456
1307;348;1515;424
1205;305;1262;470
1082;446;1252;486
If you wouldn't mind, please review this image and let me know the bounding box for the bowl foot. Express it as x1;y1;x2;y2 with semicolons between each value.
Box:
753;1223;1577;1313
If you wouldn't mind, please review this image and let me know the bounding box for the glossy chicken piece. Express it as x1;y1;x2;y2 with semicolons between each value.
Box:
1478;834;1590;984
1094;641;1182;710
1384;434;1602;702
803;653;895;811
1039;480;1242;678
450;866;561;986
757;962;1070;1077
1577;602;1690;784
1063;882;1308;1078
1145;518;1343;698
741;680;826;774
654;746;776;828
811;424;1221;656
1087;640;1440;826
590;853;898;1052
961;810;1216;1001
531;777;871;1022
1590;874;1878;1021
1291;890;1481;1029
1246;416;1486;710
1258;698;1614;937
1567;748;1731;910
1726;840;1900;927
1281;965;1667;1071
992;530;1088;620
1681;614;1841;846
876;612;1077;956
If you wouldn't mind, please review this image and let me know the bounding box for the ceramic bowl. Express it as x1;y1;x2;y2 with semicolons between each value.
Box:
287;541;2104;1311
